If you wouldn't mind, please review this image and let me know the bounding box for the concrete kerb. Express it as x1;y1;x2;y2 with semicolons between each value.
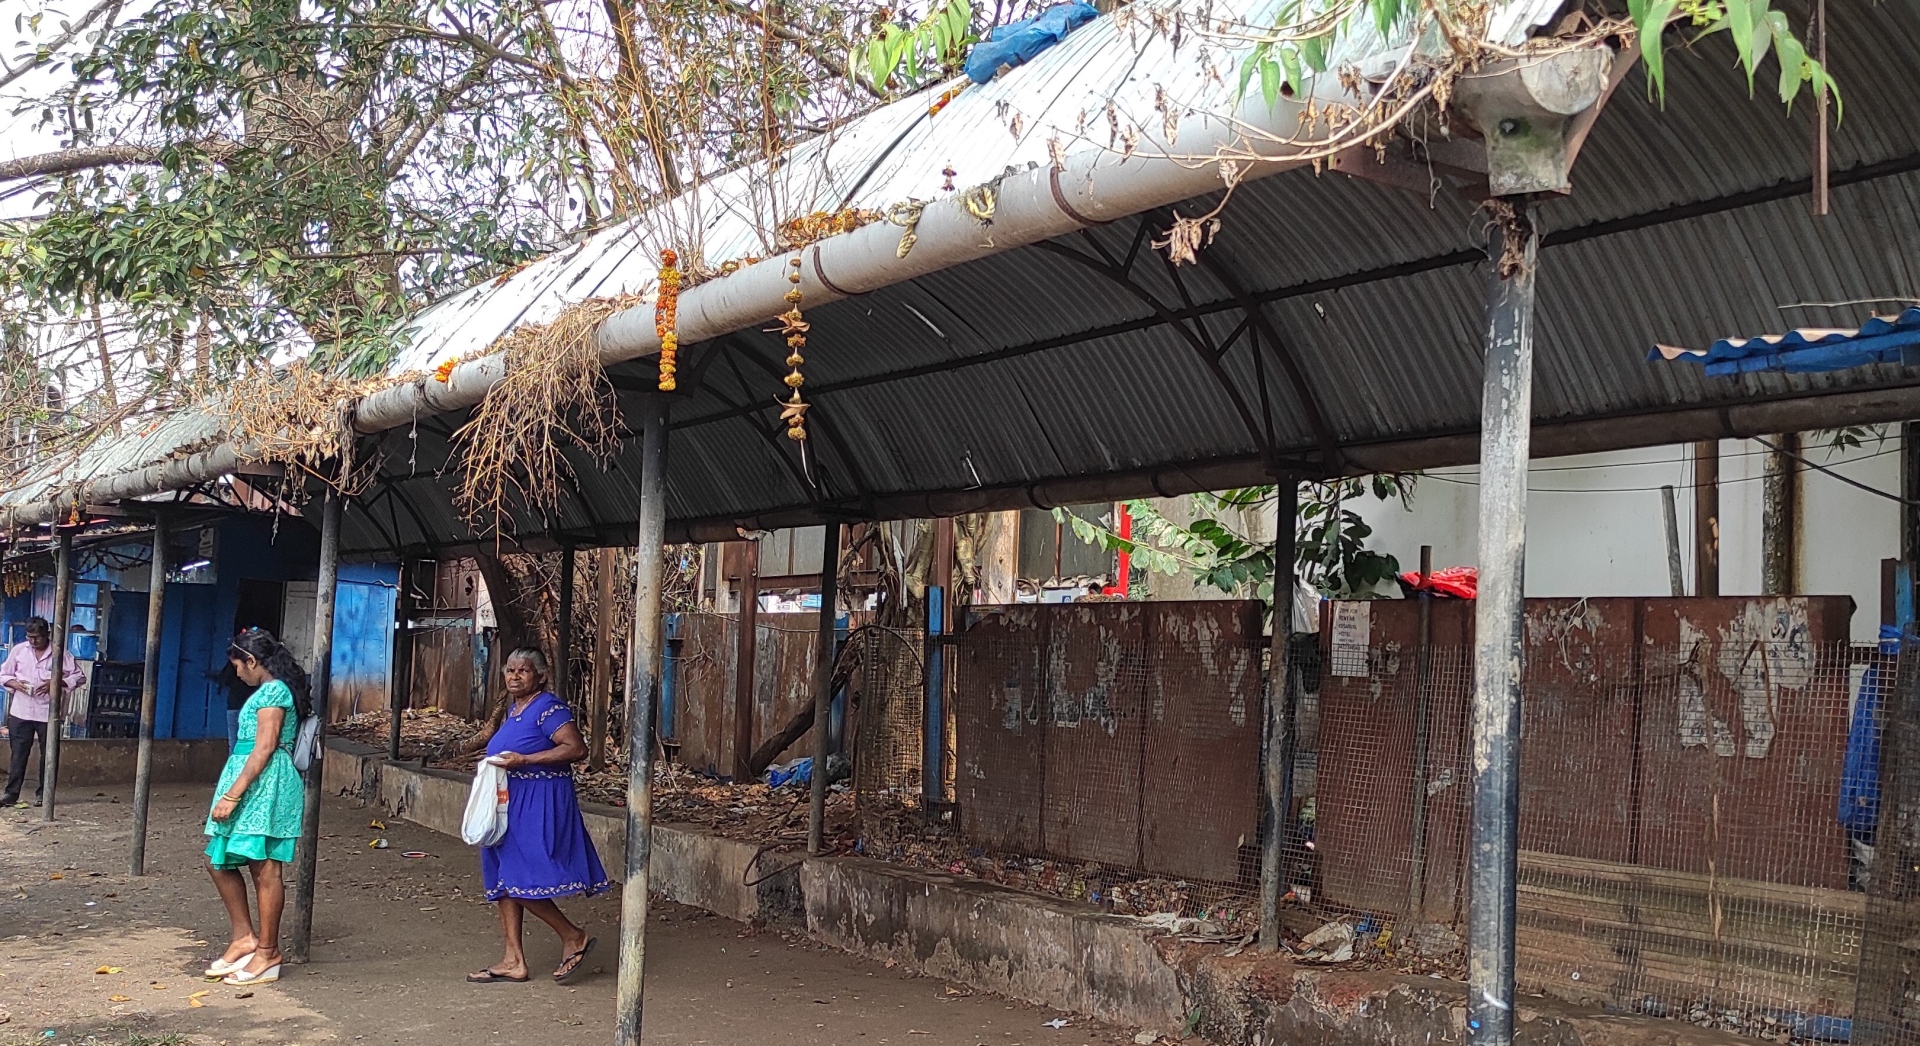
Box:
320;739;1764;1046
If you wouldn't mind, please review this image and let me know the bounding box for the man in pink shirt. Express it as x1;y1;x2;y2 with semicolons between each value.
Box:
2;617;86;808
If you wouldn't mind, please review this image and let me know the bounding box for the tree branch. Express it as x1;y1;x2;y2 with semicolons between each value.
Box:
0;0;123;92
0;138;237;183
711;0;882;99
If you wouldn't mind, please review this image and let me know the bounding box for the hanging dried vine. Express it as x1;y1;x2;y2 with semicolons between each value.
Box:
451;295;637;531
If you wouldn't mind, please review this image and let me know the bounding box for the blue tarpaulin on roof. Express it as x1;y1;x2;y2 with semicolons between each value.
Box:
1648;306;1920;377
964;2;1100;84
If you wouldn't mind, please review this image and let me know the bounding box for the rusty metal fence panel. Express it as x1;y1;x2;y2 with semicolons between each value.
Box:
668;611;820;776
951;601;1265;888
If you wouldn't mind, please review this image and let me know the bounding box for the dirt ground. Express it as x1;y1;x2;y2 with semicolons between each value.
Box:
0;787;1143;1046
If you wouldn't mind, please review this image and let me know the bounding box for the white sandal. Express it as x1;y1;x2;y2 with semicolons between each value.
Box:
204;952;254;979
223;962;281;985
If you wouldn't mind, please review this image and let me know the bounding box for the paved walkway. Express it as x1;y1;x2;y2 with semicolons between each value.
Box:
0;787;1135;1046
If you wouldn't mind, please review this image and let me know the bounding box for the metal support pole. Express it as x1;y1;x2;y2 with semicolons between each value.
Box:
131;516;168;874
389;559;411;761
1406;544;1434;928
288;486;341;965
1468;200;1539;1046
808;523;843;856
923;585;946;809
731;537;760;781
615;395;668;1046
589;547;616;773
1258;479;1298;951
1661;486;1686;598
555;543;575;704
41;528;74;822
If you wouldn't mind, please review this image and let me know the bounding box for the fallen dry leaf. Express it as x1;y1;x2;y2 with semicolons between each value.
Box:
150;983;168;991
188;990;211;999
235;990;254;999
108;995;131;1003
189;998;205;1008
95;966;123;975
370;819;386;829
48;872;63;880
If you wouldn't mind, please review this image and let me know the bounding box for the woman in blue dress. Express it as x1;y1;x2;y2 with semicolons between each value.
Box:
465;647;609;983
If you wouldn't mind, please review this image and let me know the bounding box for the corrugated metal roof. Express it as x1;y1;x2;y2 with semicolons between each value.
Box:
11;0;1920;559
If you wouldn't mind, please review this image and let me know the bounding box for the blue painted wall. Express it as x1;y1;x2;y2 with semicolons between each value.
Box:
38;516;402;739
327;575;397;718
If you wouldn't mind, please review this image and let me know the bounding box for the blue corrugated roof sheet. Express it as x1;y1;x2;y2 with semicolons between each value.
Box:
1649;307;1920;376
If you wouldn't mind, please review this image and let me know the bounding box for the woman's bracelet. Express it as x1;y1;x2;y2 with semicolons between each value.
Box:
223;792;245;802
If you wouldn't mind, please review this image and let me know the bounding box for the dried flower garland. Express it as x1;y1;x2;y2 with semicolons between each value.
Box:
656;249;682;391
775;256;809;441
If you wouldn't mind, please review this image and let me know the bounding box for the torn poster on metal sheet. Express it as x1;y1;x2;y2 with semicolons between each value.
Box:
1675;598;1811;759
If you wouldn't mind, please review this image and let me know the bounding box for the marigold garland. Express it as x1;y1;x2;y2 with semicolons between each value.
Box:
774;256;809;441
433;358;457;383
656;249;682;392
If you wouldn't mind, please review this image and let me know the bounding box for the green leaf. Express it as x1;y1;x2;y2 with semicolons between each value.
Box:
1279;44;1304;99
1237;41;1268;100
1723;0;1757;89
1371;0;1402;38
1259;54;1280;109
866;38;891;90
1637;0;1679;104
1773;28;1806;105
1301;33;1327;72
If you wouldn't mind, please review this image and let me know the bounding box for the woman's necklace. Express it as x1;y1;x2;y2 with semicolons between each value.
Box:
509;693;538;720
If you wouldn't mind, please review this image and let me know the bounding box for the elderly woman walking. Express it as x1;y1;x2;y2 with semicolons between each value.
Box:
203;628;310;986
466;647;609;984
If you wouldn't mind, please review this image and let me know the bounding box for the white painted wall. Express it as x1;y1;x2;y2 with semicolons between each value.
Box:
1352;436;1903;643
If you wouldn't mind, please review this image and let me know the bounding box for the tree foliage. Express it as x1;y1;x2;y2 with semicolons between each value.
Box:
1056;474;1418;604
0;0;903;385
1233;0;1838;120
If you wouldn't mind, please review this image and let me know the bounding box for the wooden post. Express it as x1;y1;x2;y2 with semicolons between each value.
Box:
1258;480;1298;951
807;523;843;855
731;538;760;781
131;515;168;873
555;543;575;704
1694;441;1720;597
615;395;668;1046
40;528;74;822
1468;200;1539;1046
1406;544;1434;927
1661;485;1686;597
287;486;341;964
589;547;617;773
1762;434;1799;595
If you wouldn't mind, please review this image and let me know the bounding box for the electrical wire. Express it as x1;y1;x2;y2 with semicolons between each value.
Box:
1414;442;1903;494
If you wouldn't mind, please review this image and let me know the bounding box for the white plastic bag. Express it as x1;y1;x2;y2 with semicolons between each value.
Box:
462;757;511;846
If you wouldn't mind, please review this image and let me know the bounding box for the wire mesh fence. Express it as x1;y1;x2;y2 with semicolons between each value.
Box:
852;625;924;808
1305;594;1879;1037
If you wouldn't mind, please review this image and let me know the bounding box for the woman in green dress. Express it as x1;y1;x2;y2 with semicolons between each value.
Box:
202;627;311;986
